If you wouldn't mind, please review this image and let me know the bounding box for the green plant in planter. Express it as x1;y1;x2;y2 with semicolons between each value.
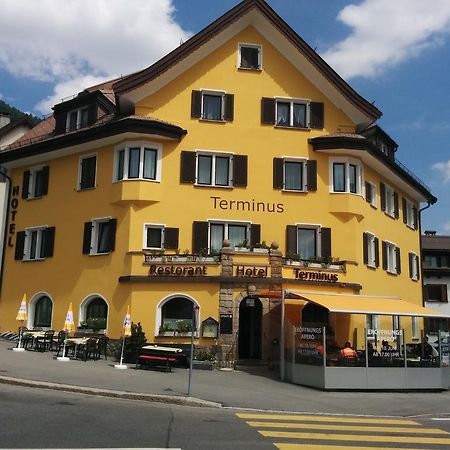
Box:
123;322;147;363
176;320;193;333
86;317;107;331
159;322;175;334
194;350;216;361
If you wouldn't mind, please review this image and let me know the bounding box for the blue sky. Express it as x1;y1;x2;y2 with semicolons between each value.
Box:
0;0;449;233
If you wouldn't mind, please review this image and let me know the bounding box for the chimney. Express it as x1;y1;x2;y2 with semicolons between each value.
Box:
0;112;11;129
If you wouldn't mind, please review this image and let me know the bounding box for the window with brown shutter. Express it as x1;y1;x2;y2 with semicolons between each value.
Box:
233;154;247;187
14;231;25;260
164;227;179;250
180;151;196;184
191;90;234;122
310;102;324;129
261;98;276;124
192;221;209;255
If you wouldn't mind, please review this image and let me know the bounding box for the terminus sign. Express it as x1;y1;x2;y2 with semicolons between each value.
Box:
294;269;339;283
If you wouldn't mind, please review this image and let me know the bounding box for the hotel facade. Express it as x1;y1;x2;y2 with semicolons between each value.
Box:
0;0;441;368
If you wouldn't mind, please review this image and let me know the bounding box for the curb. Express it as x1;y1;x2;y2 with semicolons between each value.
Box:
0;375;222;409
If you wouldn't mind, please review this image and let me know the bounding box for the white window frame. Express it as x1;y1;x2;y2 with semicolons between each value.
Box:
66;106;89;132
200;89;226;121
404;198;416;229
329;157;363;195
24;226;48;261
384;183;396;217
77;153;97;190
207;220;251;252
365;231;377;268
366;181;377;207
113;141;162;182
237;42;262;70
28;166;45;199
295;223;321;260
79;294;109;332
385;240;397;274
410;251;419;281
195;150;233;187
143;223;165;250
275;97;310;129
282;157;307;192
91;217;112;255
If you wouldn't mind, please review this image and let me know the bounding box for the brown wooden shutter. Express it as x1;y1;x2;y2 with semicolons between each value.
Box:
395;246;401;274
192;221;208;255
382;241;387;270
374;237;379;267
393;192;399;219
250;224;261;248
273;158;283;189
310;102;324;129
107;218;117;252
82;222;92;254
409;252;413;278
43;227;55;258
363;233;368;265
321;227;331;259
191;90;202;118
164;227;179;250
402;198;407;224
261;97;275;124
441;285;448;302
413;206;418;230
380;182;386;211
41;166;49;196
180;151;196;184
307;160;317;191
233;155;247;187
224;94;234;121
365;182;371;203
14;231;25;260
286;225;297;256
416;255;420;281
22;171;30;199
54;110;66;135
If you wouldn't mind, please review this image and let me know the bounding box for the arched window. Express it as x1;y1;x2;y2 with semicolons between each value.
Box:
34;296;52;328
85;297;108;330
161;297;194;332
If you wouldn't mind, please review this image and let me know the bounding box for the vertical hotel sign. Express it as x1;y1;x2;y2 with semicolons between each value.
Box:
8;185;20;247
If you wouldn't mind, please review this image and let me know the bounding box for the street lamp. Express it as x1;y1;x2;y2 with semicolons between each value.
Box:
188;303;199;396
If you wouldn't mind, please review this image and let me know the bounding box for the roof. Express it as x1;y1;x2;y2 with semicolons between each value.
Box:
422;235;450;251
8;116;55;150
0;117;34;140
113;0;381;121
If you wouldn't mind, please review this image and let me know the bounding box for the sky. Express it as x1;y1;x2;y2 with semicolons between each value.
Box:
0;0;449;233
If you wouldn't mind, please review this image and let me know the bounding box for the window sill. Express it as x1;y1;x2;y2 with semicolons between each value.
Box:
194;183;233;189
384;211;397;219
386;269;398;276
237;66;262;71
282;188;307;193
199;118;227;124
88;252;111;256
22;258;45;262
274;125;310;131
77;186;96;192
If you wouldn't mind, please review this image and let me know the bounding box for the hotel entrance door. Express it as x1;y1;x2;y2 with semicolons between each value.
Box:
238;297;262;359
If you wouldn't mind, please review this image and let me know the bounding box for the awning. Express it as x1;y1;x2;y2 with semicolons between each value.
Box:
290;292;450;318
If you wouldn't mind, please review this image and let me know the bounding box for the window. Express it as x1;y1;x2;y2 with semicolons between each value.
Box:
209;221;249;252
402;198;418;229
365;181;376;207
66;106;90;132
261;97;324;129
380;182;399;218
22;166;49;199
363;232;379;268
424;284;448;303
143;224;179;250
238;43;261;69
78;154;97;190
83;218;117;255
14;226;55;261
382;241;401;275
330;159;362;194
191;90;234;122
80;296;108;330
273;158;317;192
114;142;161;182
180;151;247;187
159;296;197;334
409;252;420;281
33;296;53;328
286;225;331;261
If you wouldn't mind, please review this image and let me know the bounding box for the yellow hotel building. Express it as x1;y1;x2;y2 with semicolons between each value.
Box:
0;0;439;367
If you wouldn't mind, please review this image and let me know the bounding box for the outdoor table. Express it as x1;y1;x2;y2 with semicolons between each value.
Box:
65;337;89;358
22;331;46;350
138;344;186;371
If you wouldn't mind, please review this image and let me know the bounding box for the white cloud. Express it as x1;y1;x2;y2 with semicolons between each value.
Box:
322;0;450;79
443;222;450;232
432;159;450;183
0;0;190;113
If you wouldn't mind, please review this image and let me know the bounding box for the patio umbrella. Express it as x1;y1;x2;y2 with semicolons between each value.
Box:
114;305;131;369
13;294;27;352
57;303;75;361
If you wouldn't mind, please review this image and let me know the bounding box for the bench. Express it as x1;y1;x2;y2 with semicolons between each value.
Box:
136;354;177;372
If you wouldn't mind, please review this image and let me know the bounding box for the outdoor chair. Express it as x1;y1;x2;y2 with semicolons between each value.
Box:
96;336;109;360
77;337;99;361
34;330;55;352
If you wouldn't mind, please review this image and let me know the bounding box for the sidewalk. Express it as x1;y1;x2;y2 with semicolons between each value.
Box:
1;339;449;417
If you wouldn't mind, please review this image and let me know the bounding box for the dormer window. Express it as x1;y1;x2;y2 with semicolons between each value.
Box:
66;106;90;132
238;43;261;70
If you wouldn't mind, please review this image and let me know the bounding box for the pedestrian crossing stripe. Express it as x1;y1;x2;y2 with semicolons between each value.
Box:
246;421;448;434
236;413;419;425
259;430;450;445
274;445;424;450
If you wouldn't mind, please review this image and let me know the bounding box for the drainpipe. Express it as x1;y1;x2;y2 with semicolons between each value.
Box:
280;289;285;381
418;202;431;308
0;168;12;296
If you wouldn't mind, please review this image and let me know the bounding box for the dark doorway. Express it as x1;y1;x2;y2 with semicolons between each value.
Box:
238;297;262;359
302;302;329;328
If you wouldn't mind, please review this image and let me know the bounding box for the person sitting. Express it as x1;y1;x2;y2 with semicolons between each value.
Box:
339;341;358;364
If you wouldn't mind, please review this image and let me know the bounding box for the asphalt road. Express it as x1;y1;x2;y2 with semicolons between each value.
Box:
1;384;450;449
